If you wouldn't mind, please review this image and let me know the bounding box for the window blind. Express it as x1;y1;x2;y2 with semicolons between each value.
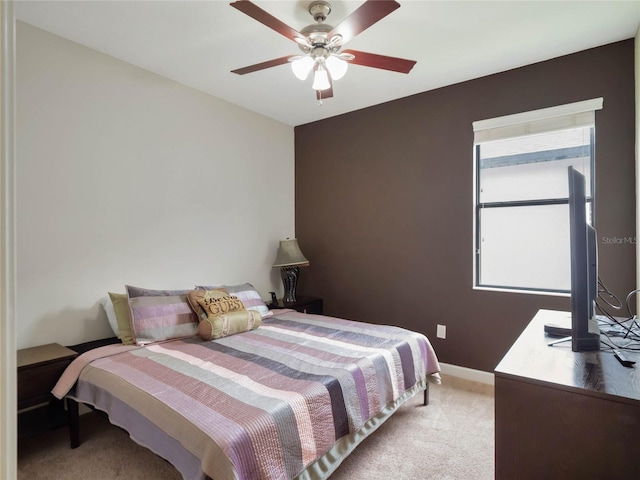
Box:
473;98;603;143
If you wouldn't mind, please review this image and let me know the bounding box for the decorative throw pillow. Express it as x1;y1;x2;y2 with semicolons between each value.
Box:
108;292;136;345
126;285;198;346
195;289;246;318
198;309;262;340
186;289;223;321
195;283;272;318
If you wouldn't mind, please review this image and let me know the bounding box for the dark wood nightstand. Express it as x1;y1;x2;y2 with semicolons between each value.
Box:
269;296;323;314
18;343;78;410
17;343;77;436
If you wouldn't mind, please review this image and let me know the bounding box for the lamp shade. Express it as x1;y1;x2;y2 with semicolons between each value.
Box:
291;56;314;80
325;55;348;80
272;239;309;267
311;67;331;91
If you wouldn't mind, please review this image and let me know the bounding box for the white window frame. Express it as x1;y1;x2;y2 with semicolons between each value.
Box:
472;98;603;295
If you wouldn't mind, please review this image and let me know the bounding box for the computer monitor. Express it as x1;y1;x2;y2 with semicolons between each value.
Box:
568;166;600;352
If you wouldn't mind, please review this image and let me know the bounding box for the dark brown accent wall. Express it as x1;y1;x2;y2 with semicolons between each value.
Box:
294;40;636;373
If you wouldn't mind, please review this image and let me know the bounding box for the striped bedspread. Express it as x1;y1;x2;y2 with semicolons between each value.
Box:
64;311;440;480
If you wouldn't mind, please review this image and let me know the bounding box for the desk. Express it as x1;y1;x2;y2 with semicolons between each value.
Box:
494;309;640;479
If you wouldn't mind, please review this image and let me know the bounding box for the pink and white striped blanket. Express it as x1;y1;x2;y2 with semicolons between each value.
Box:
54;310;440;480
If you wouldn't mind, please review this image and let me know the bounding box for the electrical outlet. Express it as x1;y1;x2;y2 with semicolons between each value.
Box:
436;324;446;339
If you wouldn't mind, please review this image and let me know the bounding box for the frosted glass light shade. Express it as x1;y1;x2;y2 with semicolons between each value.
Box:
291;56;314;80
312;68;331;91
326;55;348;80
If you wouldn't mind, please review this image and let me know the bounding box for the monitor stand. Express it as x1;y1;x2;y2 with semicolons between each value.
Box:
544;316;571;337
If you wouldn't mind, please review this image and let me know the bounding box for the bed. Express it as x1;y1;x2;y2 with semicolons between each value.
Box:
53;284;440;480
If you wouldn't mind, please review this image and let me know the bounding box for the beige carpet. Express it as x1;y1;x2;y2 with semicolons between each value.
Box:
18;375;494;480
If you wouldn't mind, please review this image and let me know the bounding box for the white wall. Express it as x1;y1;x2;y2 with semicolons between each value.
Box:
16;22;295;349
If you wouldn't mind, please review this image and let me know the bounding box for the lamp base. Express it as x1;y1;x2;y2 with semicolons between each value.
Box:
281;266;300;303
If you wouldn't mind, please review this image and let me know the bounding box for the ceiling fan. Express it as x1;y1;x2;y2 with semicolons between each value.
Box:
230;0;416;102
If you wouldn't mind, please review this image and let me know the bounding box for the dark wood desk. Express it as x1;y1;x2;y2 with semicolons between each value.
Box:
494;309;640;479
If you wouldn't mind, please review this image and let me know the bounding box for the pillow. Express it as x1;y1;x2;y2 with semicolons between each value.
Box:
187;289;211;321
198;309;262;340
126;285;198;345
190;289;245;320
99;296;120;338
196;283;272;318
109;292;136;345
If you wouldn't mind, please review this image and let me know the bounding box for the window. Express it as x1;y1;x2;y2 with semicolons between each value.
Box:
473;98;603;293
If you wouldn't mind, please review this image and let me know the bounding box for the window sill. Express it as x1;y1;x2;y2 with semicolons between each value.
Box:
473;285;570;297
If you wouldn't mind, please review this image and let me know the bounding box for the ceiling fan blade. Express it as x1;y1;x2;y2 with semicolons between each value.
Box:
230;0;304;43
342;49;416;74
328;0;400;45
316;83;334;102
231;55;296;75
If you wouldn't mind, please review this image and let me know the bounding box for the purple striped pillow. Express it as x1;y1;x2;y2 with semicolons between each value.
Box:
126;285;199;346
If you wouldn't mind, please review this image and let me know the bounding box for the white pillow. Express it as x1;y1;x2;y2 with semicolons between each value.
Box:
99;295;121;338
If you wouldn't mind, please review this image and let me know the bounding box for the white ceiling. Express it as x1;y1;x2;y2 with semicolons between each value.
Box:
15;1;640;127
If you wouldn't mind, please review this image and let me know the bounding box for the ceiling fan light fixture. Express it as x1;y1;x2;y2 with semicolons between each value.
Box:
312;66;331;91
291;56;315;80
230;0;416;101
325;55;348;80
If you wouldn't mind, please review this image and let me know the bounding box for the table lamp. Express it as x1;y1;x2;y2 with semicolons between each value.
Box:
272;238;309;303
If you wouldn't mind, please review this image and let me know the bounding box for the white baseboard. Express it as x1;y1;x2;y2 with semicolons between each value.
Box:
439;362;495;385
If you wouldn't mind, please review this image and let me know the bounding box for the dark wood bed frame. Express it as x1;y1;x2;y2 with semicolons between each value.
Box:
65;336;430;449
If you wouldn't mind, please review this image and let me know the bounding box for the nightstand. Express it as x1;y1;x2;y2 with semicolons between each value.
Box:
18;343;78;410
18;343;77;436
269;296;323;314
